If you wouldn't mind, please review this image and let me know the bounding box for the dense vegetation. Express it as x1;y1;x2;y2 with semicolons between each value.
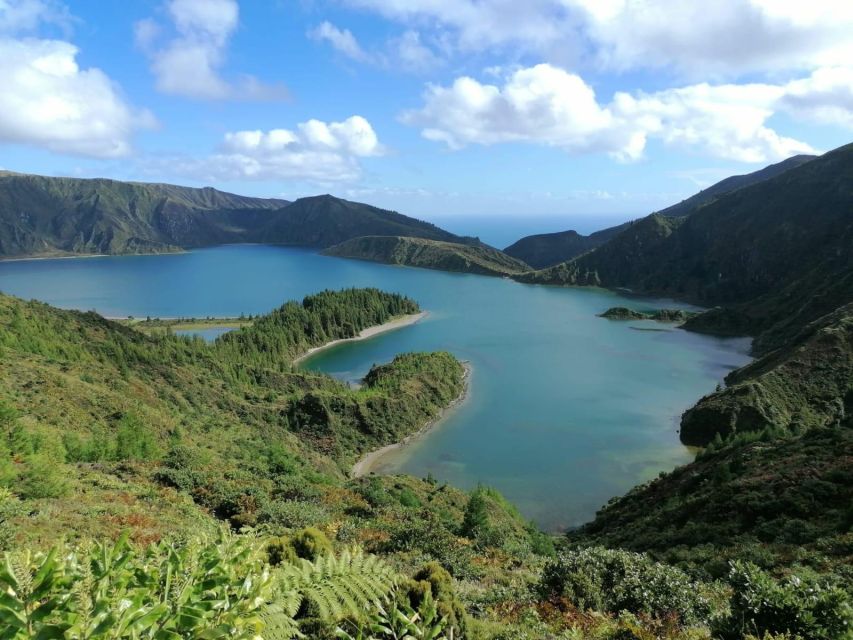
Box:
521;143;853;341
215;288;420;366
503;155;813;270
3;145;852;636
503;227;621;269
0;173;466;258
323;235;531;276
681;302;853;445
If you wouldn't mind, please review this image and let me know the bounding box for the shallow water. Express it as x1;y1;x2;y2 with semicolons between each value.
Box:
0;245;751;530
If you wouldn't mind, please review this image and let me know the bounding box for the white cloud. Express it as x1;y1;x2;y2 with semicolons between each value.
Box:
343;0;568;53
403;64;822;163
309;21;370;62
161;116;384;183
779;66;853;129
137;0;285;100
569;0;853;76
309;20;442;73
0;2;153;158
343;0;853;77
390;30;441;72
0;0;71;34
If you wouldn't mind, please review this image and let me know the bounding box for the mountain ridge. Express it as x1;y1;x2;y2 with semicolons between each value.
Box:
503;153;818;269
0;172;468;259
322;235;531;276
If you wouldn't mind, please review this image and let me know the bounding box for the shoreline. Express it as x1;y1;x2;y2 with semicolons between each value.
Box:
293;311;428;365
350;361;472;479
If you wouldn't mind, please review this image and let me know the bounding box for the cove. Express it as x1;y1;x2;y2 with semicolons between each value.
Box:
0;244;751;530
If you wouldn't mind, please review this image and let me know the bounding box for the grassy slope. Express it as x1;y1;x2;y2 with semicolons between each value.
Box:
0;174;468;258
503;155;814;270
680;303;853;445
521;143;853;317
323;235;531;276
0;290;560;638
0;291;474;542
572;424;853;581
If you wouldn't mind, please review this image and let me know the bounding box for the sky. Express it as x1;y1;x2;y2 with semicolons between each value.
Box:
1;0;852;230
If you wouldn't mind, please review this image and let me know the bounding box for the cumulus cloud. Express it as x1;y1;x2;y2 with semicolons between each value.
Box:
0;1;153;157
344;0;567;54
403;64;824;163
570;0;853;76
343;0;853;77
160;116;384;183
136;0;285;100
779;66;853;129
0;0;72;34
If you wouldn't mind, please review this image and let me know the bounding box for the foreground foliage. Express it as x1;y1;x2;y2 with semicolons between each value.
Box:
0;529;464;640
538;547;713;626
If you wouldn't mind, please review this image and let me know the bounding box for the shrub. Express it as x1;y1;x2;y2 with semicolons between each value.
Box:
114;413;159;461
290;527;333;561
260;499;332;530
17;453;68;499
716;561;853;640
538;547;712;625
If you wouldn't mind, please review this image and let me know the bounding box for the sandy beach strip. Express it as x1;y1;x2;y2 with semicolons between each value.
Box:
293;311;428;365
350;361;471;479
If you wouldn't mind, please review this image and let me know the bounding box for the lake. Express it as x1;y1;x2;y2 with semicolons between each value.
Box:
0;245;751;530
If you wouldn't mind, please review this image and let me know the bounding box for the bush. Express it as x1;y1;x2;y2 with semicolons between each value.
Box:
290;526;332;560
0;530;399;640
114;413;159;461
538;547;712;624
716;561;853;640
17;453;68;499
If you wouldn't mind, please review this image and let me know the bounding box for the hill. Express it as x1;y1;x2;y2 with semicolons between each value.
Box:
503;226;621;269
655;154;816;218
323;235;531;276
3;291;850;638
680;302;853;445
0;173;467;258
503;154;815;269
258;195;464;248
518;143;853;452
572;422;852;580
521;143;853;343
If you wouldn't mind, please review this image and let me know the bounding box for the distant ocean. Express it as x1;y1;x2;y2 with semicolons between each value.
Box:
424;213;635;249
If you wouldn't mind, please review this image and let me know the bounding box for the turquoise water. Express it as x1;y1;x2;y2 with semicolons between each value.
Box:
0;245;751;530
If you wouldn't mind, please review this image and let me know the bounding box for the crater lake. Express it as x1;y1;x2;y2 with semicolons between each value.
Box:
0;244;751;530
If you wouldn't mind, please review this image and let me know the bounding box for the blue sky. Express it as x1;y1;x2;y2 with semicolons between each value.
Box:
1;0;852;229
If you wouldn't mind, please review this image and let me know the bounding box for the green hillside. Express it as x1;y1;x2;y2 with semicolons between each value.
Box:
503;226;621;269
654;154;816;218
680;302;853;445
5;290;849;639
323;235;531;276
521;143;853;353
503;154;816;269
0;173;467;258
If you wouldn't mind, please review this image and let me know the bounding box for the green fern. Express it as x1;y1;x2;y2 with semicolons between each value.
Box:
279;548;398;622
0;531;402;640
335;591;451;640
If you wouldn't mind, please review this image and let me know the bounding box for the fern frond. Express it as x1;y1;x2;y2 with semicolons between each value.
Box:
277;548;397;624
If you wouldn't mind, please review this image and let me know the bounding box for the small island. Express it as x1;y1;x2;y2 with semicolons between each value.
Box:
598;306;697;323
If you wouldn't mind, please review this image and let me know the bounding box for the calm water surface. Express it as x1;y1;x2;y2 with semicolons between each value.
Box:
0;245;751;530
